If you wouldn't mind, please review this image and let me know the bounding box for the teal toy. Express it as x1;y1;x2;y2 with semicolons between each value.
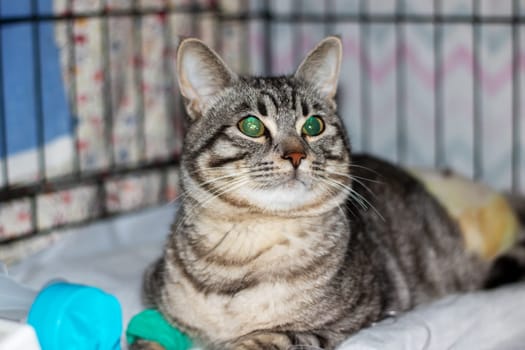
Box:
126;309;193;350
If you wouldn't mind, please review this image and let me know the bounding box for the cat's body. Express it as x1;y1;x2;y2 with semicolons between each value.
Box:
135;37;524;350
144;155;490;349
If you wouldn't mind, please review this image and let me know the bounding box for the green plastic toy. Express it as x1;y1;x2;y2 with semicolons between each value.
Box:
126;309;193;350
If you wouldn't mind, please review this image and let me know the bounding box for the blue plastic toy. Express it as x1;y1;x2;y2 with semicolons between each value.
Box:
27;282;122;350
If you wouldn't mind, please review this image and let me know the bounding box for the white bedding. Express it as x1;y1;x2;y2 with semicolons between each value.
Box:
8;205;525;350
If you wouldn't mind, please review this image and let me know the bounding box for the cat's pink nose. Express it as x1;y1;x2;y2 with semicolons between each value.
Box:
283;152;306;169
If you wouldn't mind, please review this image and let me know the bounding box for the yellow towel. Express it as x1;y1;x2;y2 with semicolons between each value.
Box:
409;169;518;260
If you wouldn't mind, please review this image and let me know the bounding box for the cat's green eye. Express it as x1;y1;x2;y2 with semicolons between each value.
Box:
302;116;325;137
238;115;265;138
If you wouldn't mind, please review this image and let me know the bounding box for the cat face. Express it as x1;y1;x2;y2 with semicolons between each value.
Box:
176;37;351;215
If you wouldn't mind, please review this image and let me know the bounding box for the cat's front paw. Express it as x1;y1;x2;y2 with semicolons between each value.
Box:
229;331;324;350
231;332;293;350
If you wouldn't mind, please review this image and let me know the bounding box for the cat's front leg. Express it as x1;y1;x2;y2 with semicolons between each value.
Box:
227;331;328;350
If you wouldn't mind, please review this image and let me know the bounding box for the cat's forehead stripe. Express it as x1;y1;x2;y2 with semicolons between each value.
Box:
301;99;309;116
260;91;279;115
312;102;323;111
284;84;293;110
236;101;251;113
257;98;267;116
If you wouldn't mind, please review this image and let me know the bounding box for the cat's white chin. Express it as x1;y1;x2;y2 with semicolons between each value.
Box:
245;180;319;213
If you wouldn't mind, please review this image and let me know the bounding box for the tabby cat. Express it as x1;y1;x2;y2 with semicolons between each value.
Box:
134;37;525;350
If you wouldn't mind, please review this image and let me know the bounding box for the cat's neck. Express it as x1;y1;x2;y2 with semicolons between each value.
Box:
174;201;350;280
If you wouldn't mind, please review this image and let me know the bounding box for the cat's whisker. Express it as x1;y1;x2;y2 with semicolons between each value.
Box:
186;166;253;176
324;169;383;185
348;163;381;176
194;164;253;171
165;171;254;206
319;177;369;214
316;176;357;203
201;179;252;209
187;223;238;264
348;177;380;202
172;176;253;235
321;176;384;221
350;174;382;184
321;169;380;202
178;167;271;205
317;181;358;219
184;176;251;214
173;179;251;243
330;179;371;210
189;163;274;175
165;188;192;206
329;162;380;177
197;171;253;188
181;166;273;206
201;228;247;270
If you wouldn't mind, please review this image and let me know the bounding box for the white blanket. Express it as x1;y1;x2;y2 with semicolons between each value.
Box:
8;205;525;350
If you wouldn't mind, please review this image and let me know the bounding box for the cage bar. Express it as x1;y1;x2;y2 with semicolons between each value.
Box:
161;1;175;201
242;2;251;75
395;0;407;163
0;9;524;26
132;0;146;165
216;12;525;25
0;5;215;25
511;0;522;191
262;0;272;75
215;1;224;55
30;0;46;181
101;0;115;169
472;0;483;180
0;5;7;187
324;0;334;36
161;1;175;157
434;0;445;168
292;0;303;66
359;0;371;152
190;0;199;36
66;0;81;176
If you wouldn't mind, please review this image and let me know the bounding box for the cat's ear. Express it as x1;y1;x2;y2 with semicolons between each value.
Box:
294;36;342;100
177;38;237;120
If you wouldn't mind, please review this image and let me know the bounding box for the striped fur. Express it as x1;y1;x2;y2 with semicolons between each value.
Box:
134;37;523;350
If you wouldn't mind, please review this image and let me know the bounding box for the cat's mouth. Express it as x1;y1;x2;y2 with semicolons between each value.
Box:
276;177;308;189
262;170;312;190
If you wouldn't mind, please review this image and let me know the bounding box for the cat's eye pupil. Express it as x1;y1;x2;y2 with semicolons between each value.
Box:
239;115;265;138
302;116;324;136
